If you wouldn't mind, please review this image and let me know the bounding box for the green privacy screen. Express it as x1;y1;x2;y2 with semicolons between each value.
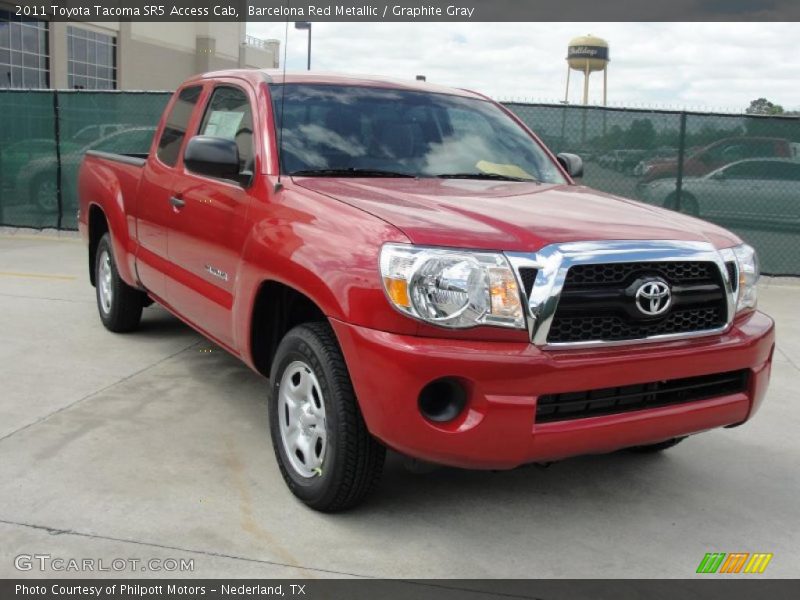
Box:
0;91;798;274
0;90;170;230
0;91;58;229
55;91;172;229
507;103;800;275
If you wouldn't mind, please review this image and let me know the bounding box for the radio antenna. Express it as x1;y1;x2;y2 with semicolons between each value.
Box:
275;3;290;191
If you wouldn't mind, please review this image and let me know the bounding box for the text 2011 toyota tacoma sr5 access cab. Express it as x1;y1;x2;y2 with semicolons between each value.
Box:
78;71;774;511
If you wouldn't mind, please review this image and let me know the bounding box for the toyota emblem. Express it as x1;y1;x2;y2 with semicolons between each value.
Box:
635;279;672;316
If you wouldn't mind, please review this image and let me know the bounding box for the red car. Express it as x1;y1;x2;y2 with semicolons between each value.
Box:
78;71;774;511
639;136;798;183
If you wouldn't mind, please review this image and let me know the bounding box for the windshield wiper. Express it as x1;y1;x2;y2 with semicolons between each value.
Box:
434;172;538;182
289;168;415;178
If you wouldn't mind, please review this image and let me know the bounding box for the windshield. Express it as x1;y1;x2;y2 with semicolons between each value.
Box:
270;84;566;183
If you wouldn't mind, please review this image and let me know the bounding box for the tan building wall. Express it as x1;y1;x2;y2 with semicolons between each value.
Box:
42;19;279;91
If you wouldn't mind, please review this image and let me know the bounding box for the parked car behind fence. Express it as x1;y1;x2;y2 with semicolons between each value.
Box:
639;158;800;228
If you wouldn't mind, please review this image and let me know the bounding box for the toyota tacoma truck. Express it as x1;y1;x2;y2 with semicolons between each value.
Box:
78;70;774;511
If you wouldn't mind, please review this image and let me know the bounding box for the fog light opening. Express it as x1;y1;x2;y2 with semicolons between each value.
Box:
418;378;467;423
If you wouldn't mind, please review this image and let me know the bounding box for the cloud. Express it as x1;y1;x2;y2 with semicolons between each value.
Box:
246;22;800;112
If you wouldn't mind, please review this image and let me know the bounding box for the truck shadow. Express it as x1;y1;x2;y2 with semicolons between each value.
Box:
367;446;687;514
136;305;202;336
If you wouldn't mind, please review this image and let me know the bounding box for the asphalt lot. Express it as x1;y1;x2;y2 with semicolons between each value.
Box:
0;228;798;579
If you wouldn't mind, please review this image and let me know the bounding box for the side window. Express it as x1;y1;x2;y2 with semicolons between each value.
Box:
156;86;202;167
719;144;745;163
93;128;155;155
72;126;100;145
722;163;756;179
198;86;254;175
762;162;800;181
744;141;775;158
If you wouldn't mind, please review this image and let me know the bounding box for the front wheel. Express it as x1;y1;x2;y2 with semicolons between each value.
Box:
664;193;699;217
268;322;385;511
95;233;144;332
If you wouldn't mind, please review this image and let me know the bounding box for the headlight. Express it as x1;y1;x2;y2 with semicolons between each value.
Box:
732;243;759;312
379;244;525;329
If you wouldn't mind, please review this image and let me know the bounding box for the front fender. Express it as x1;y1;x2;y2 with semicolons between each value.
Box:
231;186;415;363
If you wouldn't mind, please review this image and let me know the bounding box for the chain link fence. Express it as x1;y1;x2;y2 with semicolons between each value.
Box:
0;90;170;230
507;103;800;275
0;91;798;274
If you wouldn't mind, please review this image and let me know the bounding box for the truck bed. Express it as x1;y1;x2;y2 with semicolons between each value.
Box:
85;149;149;167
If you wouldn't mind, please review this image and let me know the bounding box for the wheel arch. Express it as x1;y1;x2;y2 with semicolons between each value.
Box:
87;203;109;286
248;279;329;377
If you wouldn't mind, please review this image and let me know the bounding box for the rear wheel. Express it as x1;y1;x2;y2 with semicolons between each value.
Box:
627;437;687;453
95;233;144;332
268;322;385;511
33;176;58;213
664;192;699;217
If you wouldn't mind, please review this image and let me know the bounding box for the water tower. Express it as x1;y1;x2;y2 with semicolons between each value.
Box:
564;35;609;105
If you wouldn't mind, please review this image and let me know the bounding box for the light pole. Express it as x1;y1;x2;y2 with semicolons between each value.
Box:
295;21;311;70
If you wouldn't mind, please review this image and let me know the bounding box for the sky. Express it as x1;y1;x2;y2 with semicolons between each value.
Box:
245;22;800;112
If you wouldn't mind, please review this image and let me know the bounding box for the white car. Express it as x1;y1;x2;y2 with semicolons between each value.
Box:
639;158;800;225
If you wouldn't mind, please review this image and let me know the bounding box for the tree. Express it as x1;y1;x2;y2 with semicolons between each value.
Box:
746;98;784;115
625;118;657;149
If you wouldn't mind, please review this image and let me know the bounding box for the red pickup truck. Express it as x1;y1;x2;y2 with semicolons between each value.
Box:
78;70;774;511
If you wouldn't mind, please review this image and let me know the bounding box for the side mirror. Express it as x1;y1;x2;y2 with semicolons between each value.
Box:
557;152;583;179
184;136;240;180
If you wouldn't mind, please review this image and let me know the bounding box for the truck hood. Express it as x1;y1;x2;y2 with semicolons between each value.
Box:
295;178;741;251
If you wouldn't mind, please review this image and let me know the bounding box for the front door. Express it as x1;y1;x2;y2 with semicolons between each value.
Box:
166;83;258;349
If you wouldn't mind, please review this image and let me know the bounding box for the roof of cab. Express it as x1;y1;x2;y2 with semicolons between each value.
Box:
184;69;487;100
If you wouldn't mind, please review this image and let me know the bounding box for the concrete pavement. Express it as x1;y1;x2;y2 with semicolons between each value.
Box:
0;229;798;579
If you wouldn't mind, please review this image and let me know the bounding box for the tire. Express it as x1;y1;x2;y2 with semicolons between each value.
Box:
664;193;699;217
32;175;59;213
95;233;144;333
268;322;385;511
627;436;686;453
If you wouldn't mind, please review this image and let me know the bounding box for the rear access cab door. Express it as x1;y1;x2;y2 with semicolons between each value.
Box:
135;85;204;300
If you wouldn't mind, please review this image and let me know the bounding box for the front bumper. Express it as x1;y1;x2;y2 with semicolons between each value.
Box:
332;311;774;469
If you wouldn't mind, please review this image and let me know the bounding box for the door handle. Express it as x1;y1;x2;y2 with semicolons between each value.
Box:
169;196;185;209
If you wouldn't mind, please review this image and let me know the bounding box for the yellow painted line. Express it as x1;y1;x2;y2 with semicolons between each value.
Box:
0;234;81;243
0;271;77;281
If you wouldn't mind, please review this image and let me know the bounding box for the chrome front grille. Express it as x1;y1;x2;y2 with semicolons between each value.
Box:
563;261;717;286
547;305;725;344
506;241;738;349
547;261;728;343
